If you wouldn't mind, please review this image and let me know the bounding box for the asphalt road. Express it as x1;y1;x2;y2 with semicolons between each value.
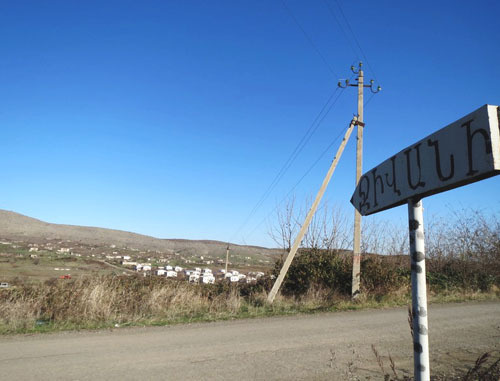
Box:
0;301;499;380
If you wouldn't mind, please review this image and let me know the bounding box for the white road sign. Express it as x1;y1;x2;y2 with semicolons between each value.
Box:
351;104;500;216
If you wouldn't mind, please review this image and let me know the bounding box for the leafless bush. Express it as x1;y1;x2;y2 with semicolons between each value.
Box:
426;208;500;264
268;196;299;254
268;197;351;254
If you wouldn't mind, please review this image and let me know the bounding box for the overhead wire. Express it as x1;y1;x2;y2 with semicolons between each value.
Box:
249;89;378;242
332;0;379;82
321;0;360;63
246;119;353;240
228;1;367;245
364;92;376;108
228;86;346;243
280;0;339;78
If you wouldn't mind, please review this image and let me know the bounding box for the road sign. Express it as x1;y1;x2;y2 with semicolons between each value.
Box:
351;104;500;216
350;103;499;380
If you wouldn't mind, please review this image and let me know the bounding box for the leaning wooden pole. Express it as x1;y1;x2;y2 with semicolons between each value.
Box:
267;117;358;303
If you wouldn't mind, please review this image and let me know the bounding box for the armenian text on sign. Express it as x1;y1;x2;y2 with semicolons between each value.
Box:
351;104;500;216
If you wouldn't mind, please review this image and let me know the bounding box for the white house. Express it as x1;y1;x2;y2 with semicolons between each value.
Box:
174;266;183;272
156;269;166;276
189;273;200;283
201;275;215;284
166;271;177;278
230;276;239;283
122;261;138;267
166;265;173;271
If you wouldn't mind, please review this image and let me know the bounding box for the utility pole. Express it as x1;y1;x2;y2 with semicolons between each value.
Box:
225;244;230;274
338;62;380;298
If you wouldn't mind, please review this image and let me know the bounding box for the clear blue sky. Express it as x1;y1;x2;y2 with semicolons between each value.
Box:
1;0;499;247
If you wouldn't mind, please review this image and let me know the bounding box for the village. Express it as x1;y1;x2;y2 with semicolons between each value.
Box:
0;238;269;284
129;261;265;284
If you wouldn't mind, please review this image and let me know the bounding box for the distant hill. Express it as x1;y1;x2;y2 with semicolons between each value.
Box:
0;210;280;258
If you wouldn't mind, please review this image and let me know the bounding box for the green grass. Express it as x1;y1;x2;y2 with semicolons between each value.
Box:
0;254;122;282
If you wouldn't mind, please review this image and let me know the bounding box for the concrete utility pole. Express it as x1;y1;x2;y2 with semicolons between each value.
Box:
338;62;380;298
267;117;359;304
225;244;230;274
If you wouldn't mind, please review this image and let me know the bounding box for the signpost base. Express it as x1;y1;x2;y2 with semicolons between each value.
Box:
408;198;430;381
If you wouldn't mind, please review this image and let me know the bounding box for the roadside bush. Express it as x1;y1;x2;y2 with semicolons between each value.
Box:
272;248;498;299
273;250;352;297
427;258;498;292
360;256;409;296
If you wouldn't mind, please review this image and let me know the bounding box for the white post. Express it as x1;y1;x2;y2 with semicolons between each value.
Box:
408;198;430;381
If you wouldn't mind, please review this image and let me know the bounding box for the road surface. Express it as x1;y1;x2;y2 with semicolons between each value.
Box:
0;301;499;380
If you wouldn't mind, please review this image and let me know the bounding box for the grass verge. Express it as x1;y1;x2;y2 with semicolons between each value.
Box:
0;275;498;335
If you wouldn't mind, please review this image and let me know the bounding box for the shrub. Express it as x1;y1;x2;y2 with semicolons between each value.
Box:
273;250;352;297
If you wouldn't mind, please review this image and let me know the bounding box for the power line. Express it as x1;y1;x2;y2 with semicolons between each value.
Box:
246;121;350;240
266;87;341;196
333;0;379;83
364;92;376;108
228;86;346;243
321;0;360;63
228;1;350;244
250;88;379;243
280;0;339;78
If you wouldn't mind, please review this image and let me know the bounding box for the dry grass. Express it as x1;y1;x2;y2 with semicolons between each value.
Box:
0;275;247;333
0;273;498;335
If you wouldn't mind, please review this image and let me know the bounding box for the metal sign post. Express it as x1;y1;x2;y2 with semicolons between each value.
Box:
408;198;429;380
351;104;500;381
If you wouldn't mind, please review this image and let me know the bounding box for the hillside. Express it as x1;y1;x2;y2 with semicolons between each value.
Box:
0;209;280;259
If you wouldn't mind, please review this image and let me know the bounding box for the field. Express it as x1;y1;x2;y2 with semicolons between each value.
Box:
0;243;131;282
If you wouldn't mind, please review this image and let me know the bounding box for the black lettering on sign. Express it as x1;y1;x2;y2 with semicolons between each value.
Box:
371;167;384;207
427;138;455;181
384;155;401;196
357;175;370;213
404;143;426;190
461;118;492;176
